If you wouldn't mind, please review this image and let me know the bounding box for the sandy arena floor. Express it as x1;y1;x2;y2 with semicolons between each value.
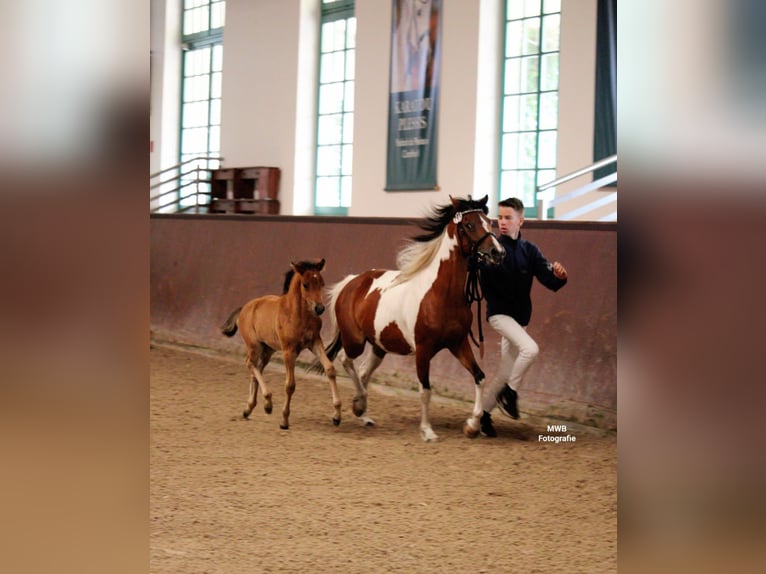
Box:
150;344;616;573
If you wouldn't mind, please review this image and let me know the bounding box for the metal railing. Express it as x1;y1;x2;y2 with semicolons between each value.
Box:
150;156;222;214
536;155;617;221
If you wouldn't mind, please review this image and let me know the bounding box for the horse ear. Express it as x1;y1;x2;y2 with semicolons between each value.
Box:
317;258;326;271
290;261;299;273
449;195;459;208
478;195;488;206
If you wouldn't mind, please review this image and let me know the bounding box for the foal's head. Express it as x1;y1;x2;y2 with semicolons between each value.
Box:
287;258;327;316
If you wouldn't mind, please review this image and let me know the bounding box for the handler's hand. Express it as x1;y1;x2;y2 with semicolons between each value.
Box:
552;261;567;279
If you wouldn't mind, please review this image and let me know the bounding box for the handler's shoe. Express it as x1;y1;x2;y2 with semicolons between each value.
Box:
497;386;519;419
480;411;497;438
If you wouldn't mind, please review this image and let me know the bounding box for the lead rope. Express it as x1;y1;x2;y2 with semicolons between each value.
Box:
465;253;485;359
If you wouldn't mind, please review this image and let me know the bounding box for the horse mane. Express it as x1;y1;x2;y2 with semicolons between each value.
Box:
394;197;487;283
282;259;326;294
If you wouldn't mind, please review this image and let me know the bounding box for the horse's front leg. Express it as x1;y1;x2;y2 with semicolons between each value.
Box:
280;349;298;430
448;337;485;439
415;347;438;442
310;340;342;426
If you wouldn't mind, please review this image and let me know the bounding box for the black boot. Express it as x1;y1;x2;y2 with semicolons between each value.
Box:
496;386;519;419
480;411;497;438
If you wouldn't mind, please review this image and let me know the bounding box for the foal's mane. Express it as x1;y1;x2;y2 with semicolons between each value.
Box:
395;197;488;283
282;259;325;294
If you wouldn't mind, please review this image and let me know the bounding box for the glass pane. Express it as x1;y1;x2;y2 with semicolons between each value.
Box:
503;95;520;132
182;127;208;154
333;19;347;51
524;0;541;17
538;131;557;168
540;53;558;91
504;58;520;94
501;133;519;169
520;56;539;93
183;101;208;127
343;81;354;112
212;45;223;72
542;14;560;52
522;18;540;55
341;144;353;175
319;83;343;114
211;1;226;29
346;17;357;49
197;48;211;74
340;176;352;207
342;113;354;143
537;169;556;187
539;92;558;129
210;98;221;125
211;72;222;98
321;22;335;53
320;52;345;83
183;76;208;102
543;0;561;14
519;132;537;168
316;177;340;207
209;126;221;153
317;114;343;145
519;171;536;207
505;21;522;58
507;0;524;20
317;145;341;176
345;50;355;81
520;93;538;130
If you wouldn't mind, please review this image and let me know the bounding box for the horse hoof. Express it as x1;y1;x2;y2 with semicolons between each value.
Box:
421;429;439;442
243;411;251;419
357;416;375;427
264;405;272;414
352;398;367;417
279;423;289;430
463;423;480;439
332;417;341;426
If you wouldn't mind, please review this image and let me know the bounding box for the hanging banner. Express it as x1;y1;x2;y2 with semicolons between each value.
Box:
386;0;442;191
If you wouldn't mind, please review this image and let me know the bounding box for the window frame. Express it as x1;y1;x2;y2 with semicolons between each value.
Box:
314;0;356;216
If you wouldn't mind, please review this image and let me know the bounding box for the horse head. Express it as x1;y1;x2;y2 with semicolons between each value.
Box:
291;258;327;316
449;195;504;265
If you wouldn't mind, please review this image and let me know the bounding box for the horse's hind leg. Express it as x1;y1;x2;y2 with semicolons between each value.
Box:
311;340;342;426
243;346;274;418
415;347;438;442
354;347;385;426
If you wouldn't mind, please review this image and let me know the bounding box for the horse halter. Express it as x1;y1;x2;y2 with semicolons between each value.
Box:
453;209;496;260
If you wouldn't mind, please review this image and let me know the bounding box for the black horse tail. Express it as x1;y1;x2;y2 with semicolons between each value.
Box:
221;307;242;337
325;330;343;361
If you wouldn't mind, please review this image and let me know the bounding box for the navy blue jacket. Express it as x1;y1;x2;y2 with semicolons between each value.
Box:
478;233;567;326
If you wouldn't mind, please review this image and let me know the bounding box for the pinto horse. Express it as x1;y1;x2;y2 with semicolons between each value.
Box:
322;196;504;441
221;259;341;430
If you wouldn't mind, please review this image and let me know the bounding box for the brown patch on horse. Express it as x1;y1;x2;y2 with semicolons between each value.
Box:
380;321;413;354
415;249;473;351
334;269;386;358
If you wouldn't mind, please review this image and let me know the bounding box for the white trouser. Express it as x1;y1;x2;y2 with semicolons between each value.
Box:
482;314;539;413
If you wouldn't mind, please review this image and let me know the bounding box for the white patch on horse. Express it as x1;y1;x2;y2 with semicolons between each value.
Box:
369;232;458;353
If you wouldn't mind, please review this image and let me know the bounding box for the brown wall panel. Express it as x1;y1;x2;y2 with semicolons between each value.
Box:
151;214;616;429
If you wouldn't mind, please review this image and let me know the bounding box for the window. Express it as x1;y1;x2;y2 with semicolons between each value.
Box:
315;0;356;216
499;0;560;216
179;0;225;209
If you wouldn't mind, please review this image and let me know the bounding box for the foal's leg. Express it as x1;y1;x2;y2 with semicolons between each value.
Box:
280;348;298;430
243;345;274;418
448;337;486;439
310;339;342;426
415;346;438;442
